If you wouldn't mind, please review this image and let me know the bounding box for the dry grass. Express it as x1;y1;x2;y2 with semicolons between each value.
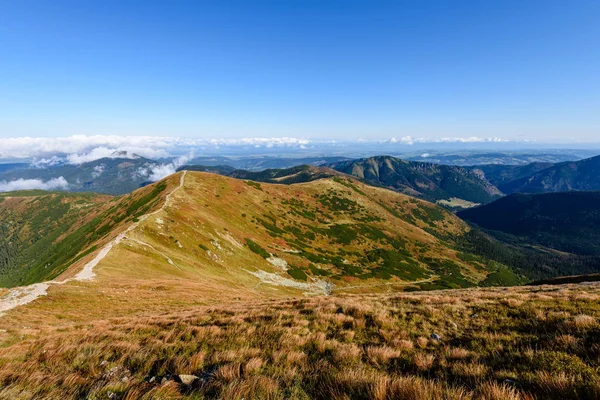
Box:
0;284;600;399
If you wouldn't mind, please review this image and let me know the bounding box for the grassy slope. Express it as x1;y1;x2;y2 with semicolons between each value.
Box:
0;171;521;326
1;283;600;399
0;175;178;287
101;171;513;294
0;191;112;286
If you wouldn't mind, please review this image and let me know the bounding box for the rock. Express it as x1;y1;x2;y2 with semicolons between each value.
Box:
177;374;199;385
149;376;156;383
430;333;441;342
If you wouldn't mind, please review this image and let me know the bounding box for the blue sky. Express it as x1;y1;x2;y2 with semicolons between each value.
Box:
0;0;599;142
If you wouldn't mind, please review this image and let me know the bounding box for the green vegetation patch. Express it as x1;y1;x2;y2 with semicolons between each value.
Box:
245;238;270;259
287;265;308;281
244;180;263;191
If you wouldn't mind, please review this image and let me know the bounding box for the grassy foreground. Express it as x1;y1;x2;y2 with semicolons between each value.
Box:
1;283;600;399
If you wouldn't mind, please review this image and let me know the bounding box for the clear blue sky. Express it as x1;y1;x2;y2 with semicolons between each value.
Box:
0;0;599;141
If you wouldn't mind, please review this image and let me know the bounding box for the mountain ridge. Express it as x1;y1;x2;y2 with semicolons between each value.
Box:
497;155;600;194
329;155;503;206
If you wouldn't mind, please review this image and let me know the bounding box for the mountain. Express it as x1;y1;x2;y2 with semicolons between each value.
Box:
0;171;527;294
0;153;162;195
471;162;555;187
458;191;600;256
498;155;600;194
329;156;503;207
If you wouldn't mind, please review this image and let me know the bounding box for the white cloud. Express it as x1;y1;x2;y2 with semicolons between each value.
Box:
0;134;522;166
0;135;315;161
91;164;105;178
30;156;65;168
385;136;509;145
143;153;194;182
148;164;177;182
0;177;69;192
0;135;176;160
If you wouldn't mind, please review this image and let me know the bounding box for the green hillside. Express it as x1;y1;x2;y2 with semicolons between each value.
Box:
0;179;171;287
499;155;600;194
471;162;555;187
458;191;600;256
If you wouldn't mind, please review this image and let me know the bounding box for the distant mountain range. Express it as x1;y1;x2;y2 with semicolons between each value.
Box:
471;162;555;188
493;155;600;194
402;150;593;166
329;156;503;206
186;156;351;170
4;152;600;211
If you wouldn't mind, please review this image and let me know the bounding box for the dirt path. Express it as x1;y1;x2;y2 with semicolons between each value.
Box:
0;171;187;316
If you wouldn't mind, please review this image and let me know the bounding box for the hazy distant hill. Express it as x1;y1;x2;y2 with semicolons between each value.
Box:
403;150;588;166
458;191;600;256
187;156;351;170
0;163;28;174
329;156;503;206
497;155;600;194
0;153;161;195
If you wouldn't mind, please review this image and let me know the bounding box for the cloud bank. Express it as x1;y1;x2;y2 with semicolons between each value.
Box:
0;177;69;192
0;135;313;162
0;134;524;165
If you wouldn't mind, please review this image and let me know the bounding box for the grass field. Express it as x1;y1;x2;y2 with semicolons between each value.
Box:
0;283;599;399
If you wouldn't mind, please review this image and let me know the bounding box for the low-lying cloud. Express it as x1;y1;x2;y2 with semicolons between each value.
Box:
91;165;105;179
137;154;193;182
0;177;69;192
